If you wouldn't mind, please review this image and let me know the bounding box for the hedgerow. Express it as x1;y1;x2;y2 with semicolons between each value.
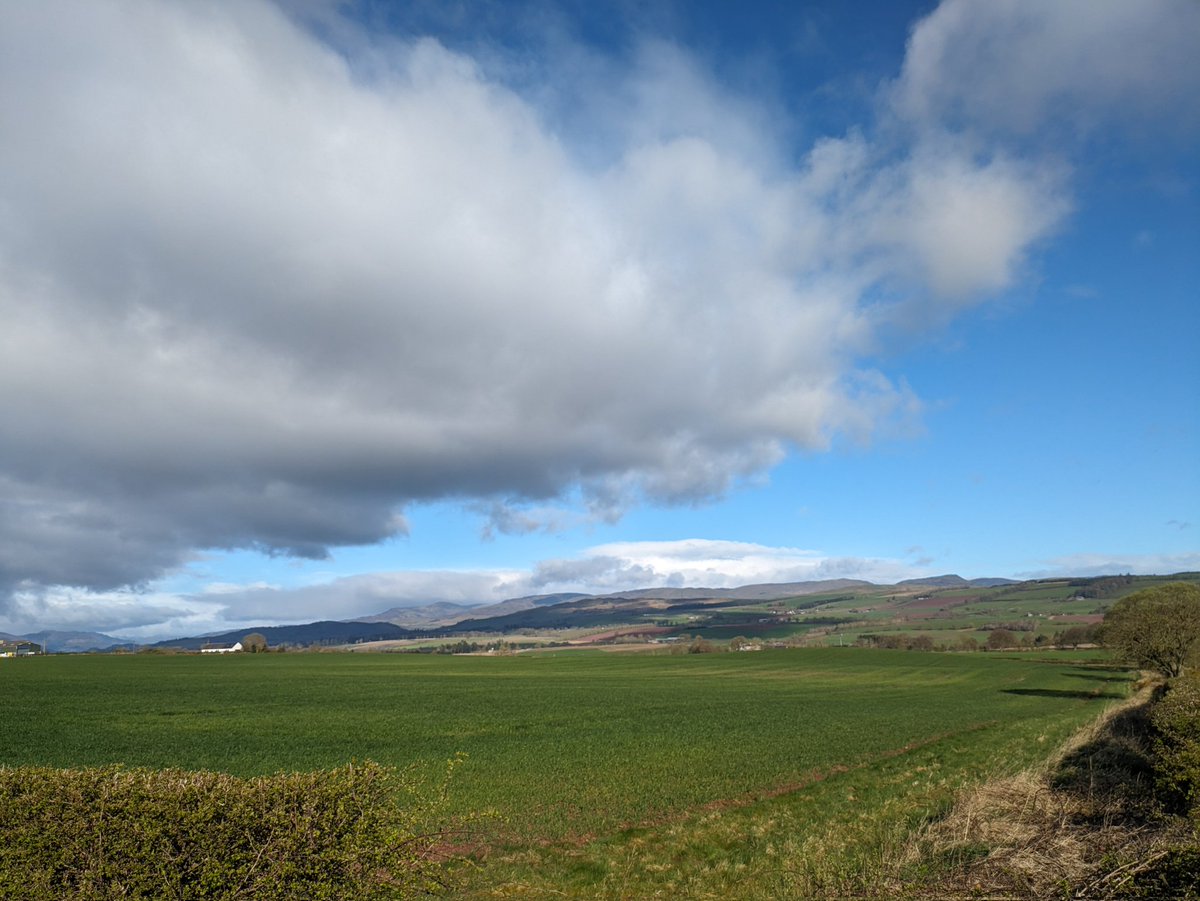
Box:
1152;672;1200;815
0;759;465;899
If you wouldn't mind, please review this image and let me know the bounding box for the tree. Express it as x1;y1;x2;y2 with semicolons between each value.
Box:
1060;625;1091;649
1102;582;1200;678
241;633;268;653
687;638;718;654
986;629;1017;650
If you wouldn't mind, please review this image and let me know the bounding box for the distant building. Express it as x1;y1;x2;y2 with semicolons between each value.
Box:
200;641;243;654
0;640;43;657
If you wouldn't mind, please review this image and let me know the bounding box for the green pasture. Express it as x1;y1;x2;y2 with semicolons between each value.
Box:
1;648;1131;849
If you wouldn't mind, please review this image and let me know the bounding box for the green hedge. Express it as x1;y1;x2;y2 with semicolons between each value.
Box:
0;761;461;899
1152;673;1200;815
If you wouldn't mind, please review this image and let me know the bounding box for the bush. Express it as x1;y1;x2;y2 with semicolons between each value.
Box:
1152;674;1200;815
0;760;465;899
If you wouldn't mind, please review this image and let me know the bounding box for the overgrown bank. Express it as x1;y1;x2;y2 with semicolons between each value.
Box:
899;674;1200;899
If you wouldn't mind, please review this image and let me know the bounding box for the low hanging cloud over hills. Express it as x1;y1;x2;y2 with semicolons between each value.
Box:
7;539;1199;643
1;0;1196;623
0;539;941;640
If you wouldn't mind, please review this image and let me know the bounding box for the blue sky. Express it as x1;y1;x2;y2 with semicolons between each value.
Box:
0;0;1196;640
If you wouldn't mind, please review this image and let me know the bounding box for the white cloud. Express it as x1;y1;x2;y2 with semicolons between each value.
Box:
529;539;929;592
893;0;1200;138
873;144;1069;300
0;0;1190;618
10;537;1196;641
0;586;224;640
194;569;527;625
0;539;934;640
1018;552;1200;580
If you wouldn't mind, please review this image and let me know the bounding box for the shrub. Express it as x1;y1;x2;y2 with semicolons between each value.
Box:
0;759;465;899
1151;673;1200;815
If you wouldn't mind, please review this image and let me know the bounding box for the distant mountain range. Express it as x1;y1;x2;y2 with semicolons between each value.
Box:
352;592;587;627
592;578;877;601
145;576;1019;650
11;573;1175;652
896;575;1018;588
150;620;423;651
0;629;129;653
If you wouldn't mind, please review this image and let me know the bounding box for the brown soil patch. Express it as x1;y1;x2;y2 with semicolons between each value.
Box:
568;626;672;644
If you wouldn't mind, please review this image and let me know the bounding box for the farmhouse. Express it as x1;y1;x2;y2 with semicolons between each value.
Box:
200;641;243;654
0;640;42;657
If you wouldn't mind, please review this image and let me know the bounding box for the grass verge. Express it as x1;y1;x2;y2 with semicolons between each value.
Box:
898;677;1200;899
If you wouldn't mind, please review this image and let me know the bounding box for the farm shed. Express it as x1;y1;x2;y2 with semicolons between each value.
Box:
0;641;42;657
200;641;243;654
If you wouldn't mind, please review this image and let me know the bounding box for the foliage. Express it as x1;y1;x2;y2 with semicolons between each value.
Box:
1103;582;1200;677
686;637;719;653
1070;574;1136;598
241;632;268;653
858;632;937;650
1152;673;1200;814
986;628;1018;650
1054;623;1102;649
0;760;465;899
1117;846;1200;900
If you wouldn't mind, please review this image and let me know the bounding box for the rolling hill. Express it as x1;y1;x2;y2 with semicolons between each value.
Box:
91;571;1200;652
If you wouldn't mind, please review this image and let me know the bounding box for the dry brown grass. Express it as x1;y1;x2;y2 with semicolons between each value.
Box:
892;681;1199;899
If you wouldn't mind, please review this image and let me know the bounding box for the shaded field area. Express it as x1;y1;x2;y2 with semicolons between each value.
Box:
0;649;1131;848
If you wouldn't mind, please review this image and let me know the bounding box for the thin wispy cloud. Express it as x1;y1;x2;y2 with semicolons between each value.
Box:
1019;552;1200;581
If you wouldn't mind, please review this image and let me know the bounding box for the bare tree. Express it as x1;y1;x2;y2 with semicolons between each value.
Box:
241;633;268;653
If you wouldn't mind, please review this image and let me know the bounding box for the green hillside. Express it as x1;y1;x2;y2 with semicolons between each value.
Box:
421;572;1200;652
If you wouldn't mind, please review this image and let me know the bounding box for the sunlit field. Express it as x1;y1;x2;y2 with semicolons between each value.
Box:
1;648;1129;853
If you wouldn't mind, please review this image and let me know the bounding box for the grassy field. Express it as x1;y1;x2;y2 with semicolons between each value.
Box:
2;649;1129;846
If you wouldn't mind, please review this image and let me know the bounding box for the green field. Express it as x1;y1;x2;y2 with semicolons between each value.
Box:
1;649;1130;851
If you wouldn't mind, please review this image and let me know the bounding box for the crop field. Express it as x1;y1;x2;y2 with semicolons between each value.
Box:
1;648;1130;856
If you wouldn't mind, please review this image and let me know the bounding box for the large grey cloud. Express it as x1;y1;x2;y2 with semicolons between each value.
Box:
893;0;1200;138
1;0;1190;609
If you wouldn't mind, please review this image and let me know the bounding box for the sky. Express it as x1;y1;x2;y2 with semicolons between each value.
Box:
0;0;1197;641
